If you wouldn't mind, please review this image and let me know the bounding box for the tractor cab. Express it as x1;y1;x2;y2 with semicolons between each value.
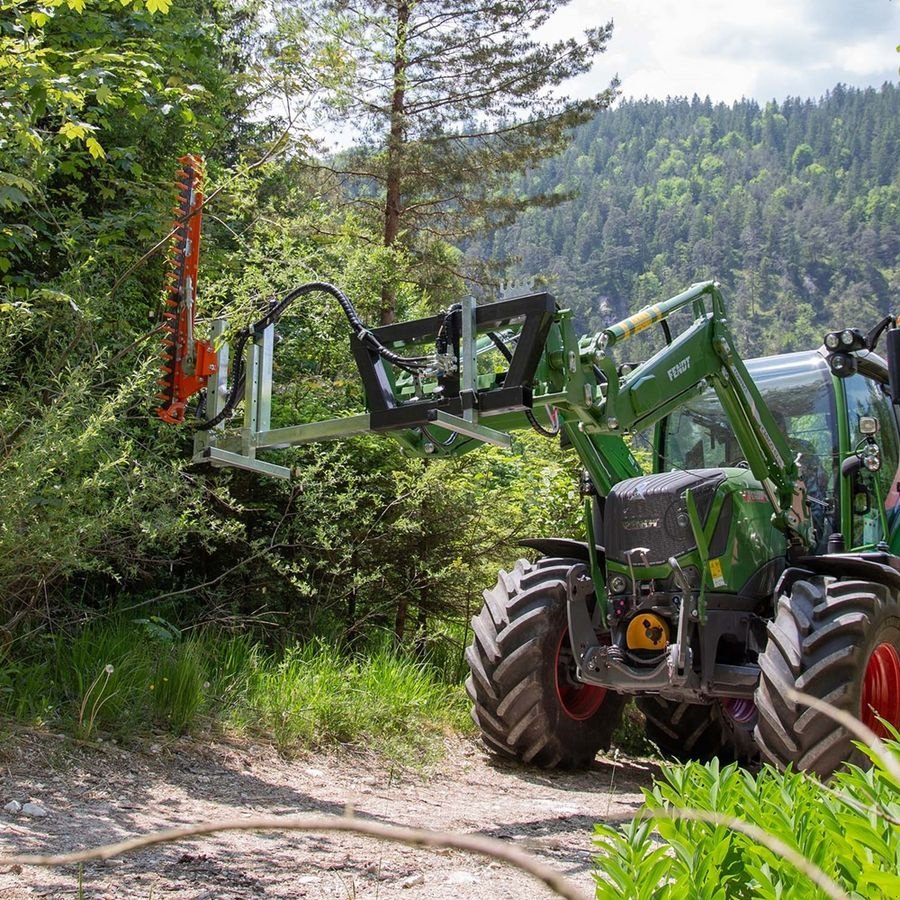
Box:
656;349;900;555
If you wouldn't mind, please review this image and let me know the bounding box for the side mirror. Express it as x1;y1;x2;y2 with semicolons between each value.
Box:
887;327;900;405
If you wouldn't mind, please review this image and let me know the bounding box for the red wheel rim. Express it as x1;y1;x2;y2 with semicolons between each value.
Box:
861;642;900;737
555;631;607;721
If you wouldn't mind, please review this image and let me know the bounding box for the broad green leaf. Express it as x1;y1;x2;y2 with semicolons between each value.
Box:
85;137;105;159
59;121;87;141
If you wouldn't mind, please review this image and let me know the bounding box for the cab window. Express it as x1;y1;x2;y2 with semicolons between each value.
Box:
660;352;836;550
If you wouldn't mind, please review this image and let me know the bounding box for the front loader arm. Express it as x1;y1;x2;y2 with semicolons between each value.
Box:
152;209;808;548
571;281;810;548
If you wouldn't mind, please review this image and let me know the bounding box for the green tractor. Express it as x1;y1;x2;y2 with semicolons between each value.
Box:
465;337;900;776
159;167;899;777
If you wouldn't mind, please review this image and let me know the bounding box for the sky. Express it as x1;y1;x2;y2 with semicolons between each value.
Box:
547;0;900;104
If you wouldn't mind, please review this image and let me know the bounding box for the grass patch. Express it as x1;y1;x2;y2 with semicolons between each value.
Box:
0;619;470;762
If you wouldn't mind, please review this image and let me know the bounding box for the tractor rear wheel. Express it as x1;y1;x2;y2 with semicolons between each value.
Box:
637;696;758;764
754;577;900;778
465;557;626;769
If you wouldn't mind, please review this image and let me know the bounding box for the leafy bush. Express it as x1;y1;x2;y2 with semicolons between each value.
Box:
593;740;900;899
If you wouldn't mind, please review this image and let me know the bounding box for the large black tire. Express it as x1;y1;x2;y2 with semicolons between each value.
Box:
637;696;758;764
755;577;900;778
465;557;626;769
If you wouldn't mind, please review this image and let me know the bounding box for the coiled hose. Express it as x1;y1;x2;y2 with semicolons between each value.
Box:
195;281;432;431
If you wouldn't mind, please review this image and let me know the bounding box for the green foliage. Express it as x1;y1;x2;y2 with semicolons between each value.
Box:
0;0;250;288
235;637;469;759
0;0;268;629
593;746;900;899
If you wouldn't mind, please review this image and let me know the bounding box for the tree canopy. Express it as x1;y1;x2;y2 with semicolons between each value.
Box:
275;0;617;320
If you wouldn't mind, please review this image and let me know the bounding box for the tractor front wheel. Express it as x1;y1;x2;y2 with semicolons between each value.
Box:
754;577;900;778
465;557;625;769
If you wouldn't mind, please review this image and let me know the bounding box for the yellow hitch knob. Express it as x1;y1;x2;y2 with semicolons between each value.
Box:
626;613;670;651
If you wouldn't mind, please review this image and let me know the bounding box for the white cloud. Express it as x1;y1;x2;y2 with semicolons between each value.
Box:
547;0;900;103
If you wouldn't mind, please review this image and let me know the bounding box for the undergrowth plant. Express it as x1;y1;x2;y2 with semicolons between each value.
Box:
593;734;900;899
76;663;117;741
0;619;470;761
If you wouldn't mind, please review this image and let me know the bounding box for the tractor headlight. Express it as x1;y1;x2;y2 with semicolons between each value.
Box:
829;352;858;378
609;575;628;594
825;332;841;350
863;445;881;472
841;329;856;347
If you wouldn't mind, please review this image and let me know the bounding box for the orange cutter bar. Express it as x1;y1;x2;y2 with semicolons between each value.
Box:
156;155;218;424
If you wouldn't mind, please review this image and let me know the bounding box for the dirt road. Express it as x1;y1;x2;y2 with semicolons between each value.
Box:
0;732;655;898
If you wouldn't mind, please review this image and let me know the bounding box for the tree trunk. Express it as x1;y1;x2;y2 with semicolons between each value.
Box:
380;1;410;326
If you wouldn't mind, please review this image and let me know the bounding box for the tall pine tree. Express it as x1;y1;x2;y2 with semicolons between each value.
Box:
281;1;616;320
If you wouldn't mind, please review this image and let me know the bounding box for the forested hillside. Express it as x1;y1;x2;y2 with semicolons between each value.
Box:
470;86;899;356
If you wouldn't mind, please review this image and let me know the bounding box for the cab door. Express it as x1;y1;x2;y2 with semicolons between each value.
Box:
838;372;900;551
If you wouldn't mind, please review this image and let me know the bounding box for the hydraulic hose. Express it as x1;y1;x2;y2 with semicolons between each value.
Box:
195;281;433;431
486;331;560;439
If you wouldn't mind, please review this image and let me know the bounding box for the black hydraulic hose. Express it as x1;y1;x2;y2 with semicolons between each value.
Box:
195;331;249;431
260;281;432;372
486;331;560;439
195;281;432;431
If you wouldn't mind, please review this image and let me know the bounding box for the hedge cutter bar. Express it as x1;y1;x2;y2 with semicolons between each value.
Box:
156;155;218;424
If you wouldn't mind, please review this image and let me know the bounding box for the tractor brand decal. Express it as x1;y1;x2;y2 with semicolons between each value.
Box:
667;356;691;381
623;517;660;530
708;558;726;588
741;489;769;503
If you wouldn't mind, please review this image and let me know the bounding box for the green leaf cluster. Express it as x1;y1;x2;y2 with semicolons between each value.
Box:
594;743;900;899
